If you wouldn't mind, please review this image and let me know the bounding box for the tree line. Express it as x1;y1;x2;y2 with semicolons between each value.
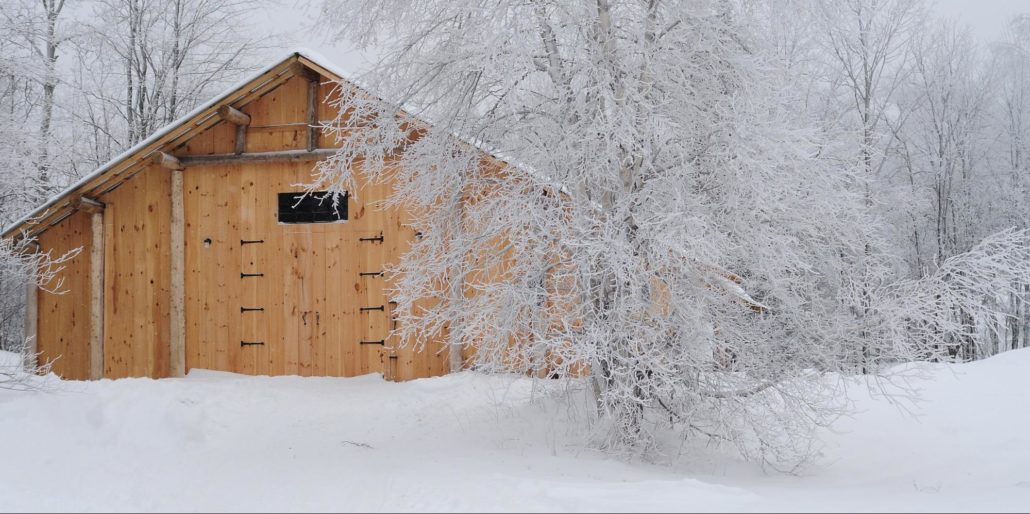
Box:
0;0;270;224
0;0;271;351
310;0;1030;466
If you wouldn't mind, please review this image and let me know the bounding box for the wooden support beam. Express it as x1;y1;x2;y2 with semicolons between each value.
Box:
24;267;37;370
73;195;105;214
234;124;247;155
218;91;251;157
177;148;337;166
89;210;104;380
217;105;251;126
307;78;319;151
152;151;184;171
169;169;186;377
288;59;322;152
288;61;320;82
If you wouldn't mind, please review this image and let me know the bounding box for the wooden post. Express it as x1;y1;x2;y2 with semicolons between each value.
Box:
169;168;186;377
307;79;319;151
89;211;104;379
235;124;247;155
23;267;38;369
74;195;106;380
288;61;322;152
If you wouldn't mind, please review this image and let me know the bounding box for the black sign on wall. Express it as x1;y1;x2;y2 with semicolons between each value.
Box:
277;191;348;224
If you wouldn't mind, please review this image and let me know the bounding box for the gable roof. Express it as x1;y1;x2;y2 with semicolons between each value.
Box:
2;50;353;241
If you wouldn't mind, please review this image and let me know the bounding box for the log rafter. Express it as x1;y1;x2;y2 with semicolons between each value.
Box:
177;148;337;166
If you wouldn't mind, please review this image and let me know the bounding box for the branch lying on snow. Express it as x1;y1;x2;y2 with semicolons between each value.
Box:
340;440;374;449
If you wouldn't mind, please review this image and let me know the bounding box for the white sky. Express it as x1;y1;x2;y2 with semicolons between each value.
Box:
258;0;1030;76
933;0;1027;42
257;0;374;76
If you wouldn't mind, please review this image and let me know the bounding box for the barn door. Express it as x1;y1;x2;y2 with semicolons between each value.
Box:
355;230;391;377
281;230;326;376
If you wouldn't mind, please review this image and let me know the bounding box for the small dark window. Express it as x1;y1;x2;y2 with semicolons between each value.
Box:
277;192;347;224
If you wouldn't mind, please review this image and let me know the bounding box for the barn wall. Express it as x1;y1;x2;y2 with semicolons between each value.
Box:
28;62;459;382
182;162;448;378
35;210;93;380
103;165;172;378
180;74;448;378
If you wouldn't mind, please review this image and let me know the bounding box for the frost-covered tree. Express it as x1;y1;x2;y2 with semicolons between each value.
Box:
815;0;923;196
0;0;76;201
776;4;1030;359
901;22;993;267
79;0;271;154
991;15;1030;233
311;0;955;467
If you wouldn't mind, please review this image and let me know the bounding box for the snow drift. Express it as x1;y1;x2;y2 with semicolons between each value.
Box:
0;350;1028;512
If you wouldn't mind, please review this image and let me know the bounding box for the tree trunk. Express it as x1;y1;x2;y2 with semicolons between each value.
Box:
37;0;65;196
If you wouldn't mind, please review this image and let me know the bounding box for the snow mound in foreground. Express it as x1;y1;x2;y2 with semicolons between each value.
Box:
0;351;1028;512
0;349;21;369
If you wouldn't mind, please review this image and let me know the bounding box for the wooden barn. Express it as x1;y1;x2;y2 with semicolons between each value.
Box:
4;51;474;382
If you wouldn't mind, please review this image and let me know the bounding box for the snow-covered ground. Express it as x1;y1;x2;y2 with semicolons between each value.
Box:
1;350;1028;512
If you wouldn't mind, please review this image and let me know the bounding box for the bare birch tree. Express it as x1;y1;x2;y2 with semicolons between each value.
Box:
0;0;74;199
80;0;269;155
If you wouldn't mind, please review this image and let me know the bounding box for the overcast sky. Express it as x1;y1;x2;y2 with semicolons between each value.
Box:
934;0;1027;42
263;0;1030;76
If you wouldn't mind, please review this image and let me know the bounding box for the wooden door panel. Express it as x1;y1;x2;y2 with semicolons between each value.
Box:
281;231;325;376
184;166;237;375
324;234;359;376
356;231;388;375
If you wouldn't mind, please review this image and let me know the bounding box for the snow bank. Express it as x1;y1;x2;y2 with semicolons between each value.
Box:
0;350;20;369
0;353;1028;512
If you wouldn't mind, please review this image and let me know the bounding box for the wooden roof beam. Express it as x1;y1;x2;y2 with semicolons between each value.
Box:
218;105;251;155
177;148;337;166
152;151;185;171
217;105;251;126
74;195;105;214
288;61;321;82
